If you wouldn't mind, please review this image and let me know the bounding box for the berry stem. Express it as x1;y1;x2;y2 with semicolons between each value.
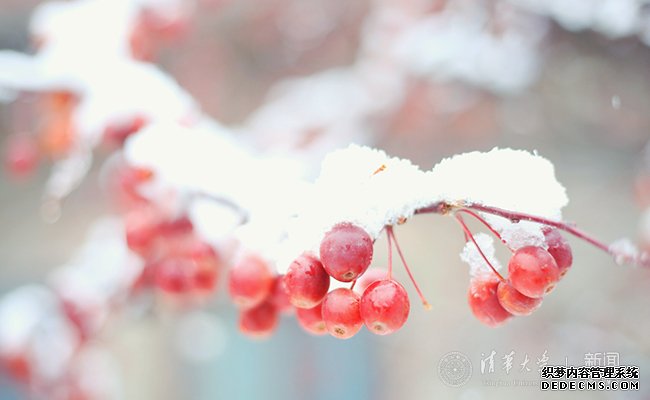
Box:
454;214;506;282
463;203;650;268
416;201;650;268
386;226;432;309
387;227;394;280
455;208;514;253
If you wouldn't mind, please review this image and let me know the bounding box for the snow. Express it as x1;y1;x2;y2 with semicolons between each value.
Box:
460;233;503;279
49;218;144;319
609;238;645;266
509;0;646;41
429;147;568;219
126;134;569;271
0;285;78;382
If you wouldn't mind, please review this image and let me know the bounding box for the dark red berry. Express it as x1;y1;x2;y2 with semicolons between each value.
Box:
543;228;573;277
508;246;560;298
321;288;363;339
468;277;512;327
360;279;410;335
496;280;542;316
283;254;330;309
320;223;373;282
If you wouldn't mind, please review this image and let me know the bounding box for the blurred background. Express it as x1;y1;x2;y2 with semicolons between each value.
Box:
1;0;649;399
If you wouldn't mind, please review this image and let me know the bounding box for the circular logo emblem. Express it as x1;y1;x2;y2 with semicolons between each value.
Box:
438;351;472;387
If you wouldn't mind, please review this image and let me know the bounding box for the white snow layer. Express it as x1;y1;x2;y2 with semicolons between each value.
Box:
125;125;568;272
460;233;503;279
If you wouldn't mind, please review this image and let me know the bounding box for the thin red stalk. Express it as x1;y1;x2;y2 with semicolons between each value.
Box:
350;280;357;291
455;208;513;253
454;214;506;282
415;201;650;268
386;227;393;280
387;226;432;309
465;203;609;252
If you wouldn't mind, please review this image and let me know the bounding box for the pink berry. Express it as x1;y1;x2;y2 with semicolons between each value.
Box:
360;279;410;335
468;277;512;327
3;134;39;178
320;223;373;282
508;246;560;298
125;210;162;256
228;255;274;308
353;268;387;295
543;228;573;277
321;288;363;339
295;303;327;335
283;254;330;309
239;300;278;338
270;276;293;314
155;257;193;293
496;280;542;316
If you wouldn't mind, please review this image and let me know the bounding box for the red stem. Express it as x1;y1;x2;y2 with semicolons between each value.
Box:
454;214;506;282
387;227;393;280
387;226;432;309
455;208;513;253
416;201;650;268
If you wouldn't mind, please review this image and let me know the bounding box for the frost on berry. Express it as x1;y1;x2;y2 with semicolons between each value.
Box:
508;246;560;298
319;223;373;282
467;277;512;327
609;238;647;267
228;255;274;309
283;253;330;309
359;279;410;335
321;288;363;339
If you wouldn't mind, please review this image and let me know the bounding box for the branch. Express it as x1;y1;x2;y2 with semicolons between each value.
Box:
416;201;650;269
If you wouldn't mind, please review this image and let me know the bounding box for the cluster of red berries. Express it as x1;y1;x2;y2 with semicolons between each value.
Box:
125;209;222;297
468;227;573;327
229;223;413;339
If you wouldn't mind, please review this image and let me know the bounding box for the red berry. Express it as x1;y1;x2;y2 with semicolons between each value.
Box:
321;288;363;339
468;277;512;327
496;280;542;316
320;223;373;282
3;134;39;178
270;276;293;314
353;268;387;295
1;352;31;382
125;210;161;256
239;300;278;338
360;279;410;335
155;257;193;293
508;246;560;298
543;228;573;277
228;255;274;308
193;259;219;292
295;303;327;335
283;254;330;309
